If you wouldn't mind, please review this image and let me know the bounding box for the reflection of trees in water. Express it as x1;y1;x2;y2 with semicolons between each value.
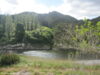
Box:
0;44;50;53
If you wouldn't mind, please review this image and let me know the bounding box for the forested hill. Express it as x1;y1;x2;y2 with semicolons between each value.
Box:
91;16;100;24
38;11;78;27
0;11;100;50
0;11;99;29
12;11;100;27
11;11;78;28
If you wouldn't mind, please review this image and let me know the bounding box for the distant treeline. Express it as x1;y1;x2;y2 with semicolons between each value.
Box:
0;12;100;51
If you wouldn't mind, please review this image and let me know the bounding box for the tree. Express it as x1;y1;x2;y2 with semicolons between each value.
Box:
15;23;25;43
54;23;76;48
54;20;100;51
74;20;100;51
0;24;4;39
1;15;16;43
25;26;54;49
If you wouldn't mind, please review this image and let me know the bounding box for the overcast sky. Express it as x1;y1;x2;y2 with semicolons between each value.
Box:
0;0;100;19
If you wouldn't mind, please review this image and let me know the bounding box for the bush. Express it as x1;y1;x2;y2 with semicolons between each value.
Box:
0;53;20;66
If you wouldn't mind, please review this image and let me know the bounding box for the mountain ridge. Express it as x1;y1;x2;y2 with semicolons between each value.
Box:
0;11;100;28
1;11;99;20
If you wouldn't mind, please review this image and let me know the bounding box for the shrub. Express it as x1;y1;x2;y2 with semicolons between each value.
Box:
0;53;20;66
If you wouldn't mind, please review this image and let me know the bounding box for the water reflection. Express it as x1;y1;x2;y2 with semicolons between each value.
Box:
23;51;68;59
23;50;100;60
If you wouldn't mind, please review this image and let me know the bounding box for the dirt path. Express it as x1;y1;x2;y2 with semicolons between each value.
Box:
13;70;32;75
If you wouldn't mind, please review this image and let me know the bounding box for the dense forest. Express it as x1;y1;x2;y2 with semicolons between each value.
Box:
0;11;100;51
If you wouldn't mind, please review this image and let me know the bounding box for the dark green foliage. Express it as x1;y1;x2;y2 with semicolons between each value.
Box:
25;26;54;49
0;12;100;51
0;24;4;39
0;53;20;66
15;23;25;43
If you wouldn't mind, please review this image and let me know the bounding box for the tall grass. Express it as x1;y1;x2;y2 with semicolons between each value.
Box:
0;53;20;66
0;55;100;75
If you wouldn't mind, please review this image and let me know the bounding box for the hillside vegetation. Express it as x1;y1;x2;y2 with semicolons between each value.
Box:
0;11;100;51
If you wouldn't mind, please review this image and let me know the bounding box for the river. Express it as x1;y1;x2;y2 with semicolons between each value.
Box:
22;50;100;65
22;50;100;60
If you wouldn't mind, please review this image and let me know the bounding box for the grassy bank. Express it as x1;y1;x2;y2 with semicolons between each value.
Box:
0;55;100;75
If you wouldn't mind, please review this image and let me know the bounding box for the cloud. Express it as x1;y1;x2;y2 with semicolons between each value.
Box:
0;0;16;14
0;0;50;14
36;0;63;7
10;0;51;14
0;0;100;19
6;0;18;5
55;0;100;19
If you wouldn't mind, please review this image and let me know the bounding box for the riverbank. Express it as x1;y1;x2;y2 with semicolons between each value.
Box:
0;55;100;75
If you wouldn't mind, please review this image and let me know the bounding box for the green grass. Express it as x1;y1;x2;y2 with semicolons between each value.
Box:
0;55;100;75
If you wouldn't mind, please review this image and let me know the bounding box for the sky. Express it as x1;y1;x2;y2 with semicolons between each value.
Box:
0;0;100;19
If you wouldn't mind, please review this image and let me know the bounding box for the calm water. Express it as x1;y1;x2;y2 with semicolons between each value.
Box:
22;50;100;60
